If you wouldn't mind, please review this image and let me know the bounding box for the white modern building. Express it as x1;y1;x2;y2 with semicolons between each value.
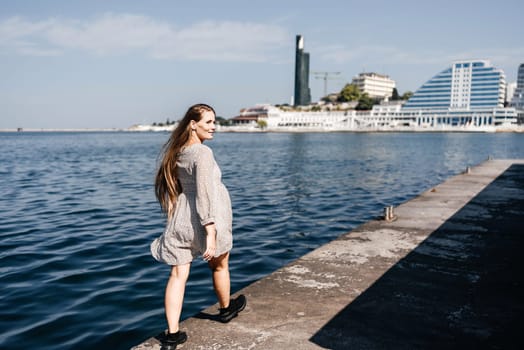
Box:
506;82;517;105
403;59;506;110
351;73;396;99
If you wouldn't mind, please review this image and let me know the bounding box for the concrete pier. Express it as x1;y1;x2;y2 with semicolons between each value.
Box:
133;159;524;349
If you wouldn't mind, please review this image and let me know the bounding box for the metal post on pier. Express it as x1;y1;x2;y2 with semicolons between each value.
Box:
384;205;396;221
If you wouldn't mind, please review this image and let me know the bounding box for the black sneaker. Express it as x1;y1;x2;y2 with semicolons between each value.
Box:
158;330;187;350
219;294;247;323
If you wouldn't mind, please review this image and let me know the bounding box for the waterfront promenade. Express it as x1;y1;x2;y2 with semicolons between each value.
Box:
133;159;524;349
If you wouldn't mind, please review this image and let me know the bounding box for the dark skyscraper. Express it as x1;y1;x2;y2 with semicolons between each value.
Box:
512;63;524;123
511;63;524;108
294;35;311;106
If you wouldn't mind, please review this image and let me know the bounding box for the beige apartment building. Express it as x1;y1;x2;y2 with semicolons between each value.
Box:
352;72;396;99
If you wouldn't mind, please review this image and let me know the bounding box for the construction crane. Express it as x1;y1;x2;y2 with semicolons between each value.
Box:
311;71;342;97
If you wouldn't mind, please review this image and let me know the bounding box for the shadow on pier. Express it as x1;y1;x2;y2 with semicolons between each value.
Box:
310;164;524;349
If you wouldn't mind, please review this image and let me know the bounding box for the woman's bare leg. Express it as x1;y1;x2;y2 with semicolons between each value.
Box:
165;263;191;333
208;252;230;308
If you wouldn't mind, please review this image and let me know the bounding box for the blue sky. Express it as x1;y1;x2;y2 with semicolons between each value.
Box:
1;0;522;129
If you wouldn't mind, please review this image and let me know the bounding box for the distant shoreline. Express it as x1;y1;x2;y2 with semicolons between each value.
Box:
3;125;524;133
0;125;176;133
0;128;146;133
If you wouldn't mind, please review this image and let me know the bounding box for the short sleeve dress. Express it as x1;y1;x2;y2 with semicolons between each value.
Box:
150;143;233;265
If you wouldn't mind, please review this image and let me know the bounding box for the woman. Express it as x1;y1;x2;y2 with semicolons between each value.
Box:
151;103;246;349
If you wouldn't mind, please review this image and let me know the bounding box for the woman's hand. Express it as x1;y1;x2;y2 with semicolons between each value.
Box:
203;224;217;261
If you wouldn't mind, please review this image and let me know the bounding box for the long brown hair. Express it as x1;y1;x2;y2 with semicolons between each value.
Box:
155;103;216;217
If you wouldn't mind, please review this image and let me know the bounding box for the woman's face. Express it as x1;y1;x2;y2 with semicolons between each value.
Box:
192;110;216;142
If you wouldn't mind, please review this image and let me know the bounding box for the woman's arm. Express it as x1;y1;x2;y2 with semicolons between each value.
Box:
202;223;216;261
195;146;219;260
195;146;217;226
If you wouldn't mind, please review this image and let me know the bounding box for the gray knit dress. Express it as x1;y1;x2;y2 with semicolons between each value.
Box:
151;144;233;265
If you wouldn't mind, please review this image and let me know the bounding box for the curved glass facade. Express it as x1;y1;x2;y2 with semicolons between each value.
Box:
403;60;505;111
511;63;524;109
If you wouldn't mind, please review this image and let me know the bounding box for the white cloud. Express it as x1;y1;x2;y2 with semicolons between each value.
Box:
0;13;289;62
0;16;63;56
12;41;62;57
0;16;51;40
149;20;289;62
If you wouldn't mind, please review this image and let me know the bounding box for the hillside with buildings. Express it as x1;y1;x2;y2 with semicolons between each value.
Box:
226;35;521;132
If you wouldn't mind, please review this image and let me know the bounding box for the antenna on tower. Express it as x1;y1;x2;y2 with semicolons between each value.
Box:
312;71;342;97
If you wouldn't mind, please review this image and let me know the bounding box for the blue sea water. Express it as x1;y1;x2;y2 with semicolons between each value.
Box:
1;131;523;350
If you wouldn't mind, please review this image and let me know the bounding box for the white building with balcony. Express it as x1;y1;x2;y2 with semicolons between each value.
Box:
351;72;396;99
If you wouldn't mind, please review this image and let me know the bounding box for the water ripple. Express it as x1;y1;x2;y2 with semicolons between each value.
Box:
1;131;523;349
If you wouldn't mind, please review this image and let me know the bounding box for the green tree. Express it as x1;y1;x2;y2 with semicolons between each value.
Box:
338;83;361;102
391;88;400;100
355;93;374;110
216;116;230;126
401;91;414;100
257;120;268;130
